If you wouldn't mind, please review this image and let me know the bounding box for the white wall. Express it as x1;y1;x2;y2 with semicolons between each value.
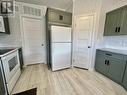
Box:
73;0;102;45
0;10;22;47
73;0;101;15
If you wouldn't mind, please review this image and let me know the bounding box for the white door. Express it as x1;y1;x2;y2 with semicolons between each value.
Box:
73;15;94;69
22;17;46;65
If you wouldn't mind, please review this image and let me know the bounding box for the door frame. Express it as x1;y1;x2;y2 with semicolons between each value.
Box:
20;15;46;66
72;13;97;71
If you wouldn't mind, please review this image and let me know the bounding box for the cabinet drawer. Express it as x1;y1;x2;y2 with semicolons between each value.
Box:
49;11;60;22
123;55;127;60
97;49;124;60
105;52;124;60
96;49;106;55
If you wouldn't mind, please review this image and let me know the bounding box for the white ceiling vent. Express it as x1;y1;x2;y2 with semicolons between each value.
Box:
23;6;41;16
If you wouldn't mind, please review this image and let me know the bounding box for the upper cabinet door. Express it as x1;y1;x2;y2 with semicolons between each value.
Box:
121;6;127;35
104;8;123;36
47;8;72;26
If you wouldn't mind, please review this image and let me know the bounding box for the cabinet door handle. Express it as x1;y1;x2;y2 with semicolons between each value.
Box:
105;60;107;65
107;60;110;66
115;27;118;33
118;27;121;32
88;46;91;48
105;53;112;56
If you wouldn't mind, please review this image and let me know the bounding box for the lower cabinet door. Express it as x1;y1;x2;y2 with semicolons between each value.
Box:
108;58;126;83
123;66;127;90
95;53;109;75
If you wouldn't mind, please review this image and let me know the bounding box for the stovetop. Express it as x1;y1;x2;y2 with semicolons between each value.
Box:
0;49;14;55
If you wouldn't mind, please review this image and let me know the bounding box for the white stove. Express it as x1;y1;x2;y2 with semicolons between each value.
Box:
0;49;21;94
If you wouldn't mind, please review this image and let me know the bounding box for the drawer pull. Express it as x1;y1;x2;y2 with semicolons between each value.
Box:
115;27;118;32
118;27;121;33
105;53;112;56
105;60;107;65
105;60;106;65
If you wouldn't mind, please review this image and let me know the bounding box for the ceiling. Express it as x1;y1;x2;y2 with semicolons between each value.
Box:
16;0;73;12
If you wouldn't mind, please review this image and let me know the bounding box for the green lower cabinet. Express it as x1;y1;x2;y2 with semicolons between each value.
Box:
95;52;109;75
123;66;127;90
95;49;127;88
107;58;126;83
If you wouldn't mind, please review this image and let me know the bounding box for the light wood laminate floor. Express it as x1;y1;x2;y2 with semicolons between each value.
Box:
12;64;127;95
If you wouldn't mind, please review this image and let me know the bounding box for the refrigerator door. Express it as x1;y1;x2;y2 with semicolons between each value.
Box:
51;26;71;42
51;43;71;71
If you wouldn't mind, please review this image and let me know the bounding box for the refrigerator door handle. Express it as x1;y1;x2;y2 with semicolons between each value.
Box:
88;46;91;48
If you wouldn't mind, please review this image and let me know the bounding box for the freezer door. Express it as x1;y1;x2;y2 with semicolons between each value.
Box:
51;43;71;71
51;26;71;42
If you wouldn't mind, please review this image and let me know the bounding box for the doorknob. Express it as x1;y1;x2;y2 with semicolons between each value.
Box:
88;46;91;48
41;44;44;46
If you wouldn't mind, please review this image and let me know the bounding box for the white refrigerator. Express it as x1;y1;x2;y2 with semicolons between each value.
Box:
51;25;72;71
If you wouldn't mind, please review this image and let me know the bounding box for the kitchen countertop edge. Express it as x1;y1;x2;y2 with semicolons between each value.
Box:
97;48;127;55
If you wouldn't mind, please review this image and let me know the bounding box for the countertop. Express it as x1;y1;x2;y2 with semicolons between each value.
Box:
97;48;127;55
0;47;21;57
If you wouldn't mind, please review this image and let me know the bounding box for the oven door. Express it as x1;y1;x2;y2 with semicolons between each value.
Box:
1;51;20;83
